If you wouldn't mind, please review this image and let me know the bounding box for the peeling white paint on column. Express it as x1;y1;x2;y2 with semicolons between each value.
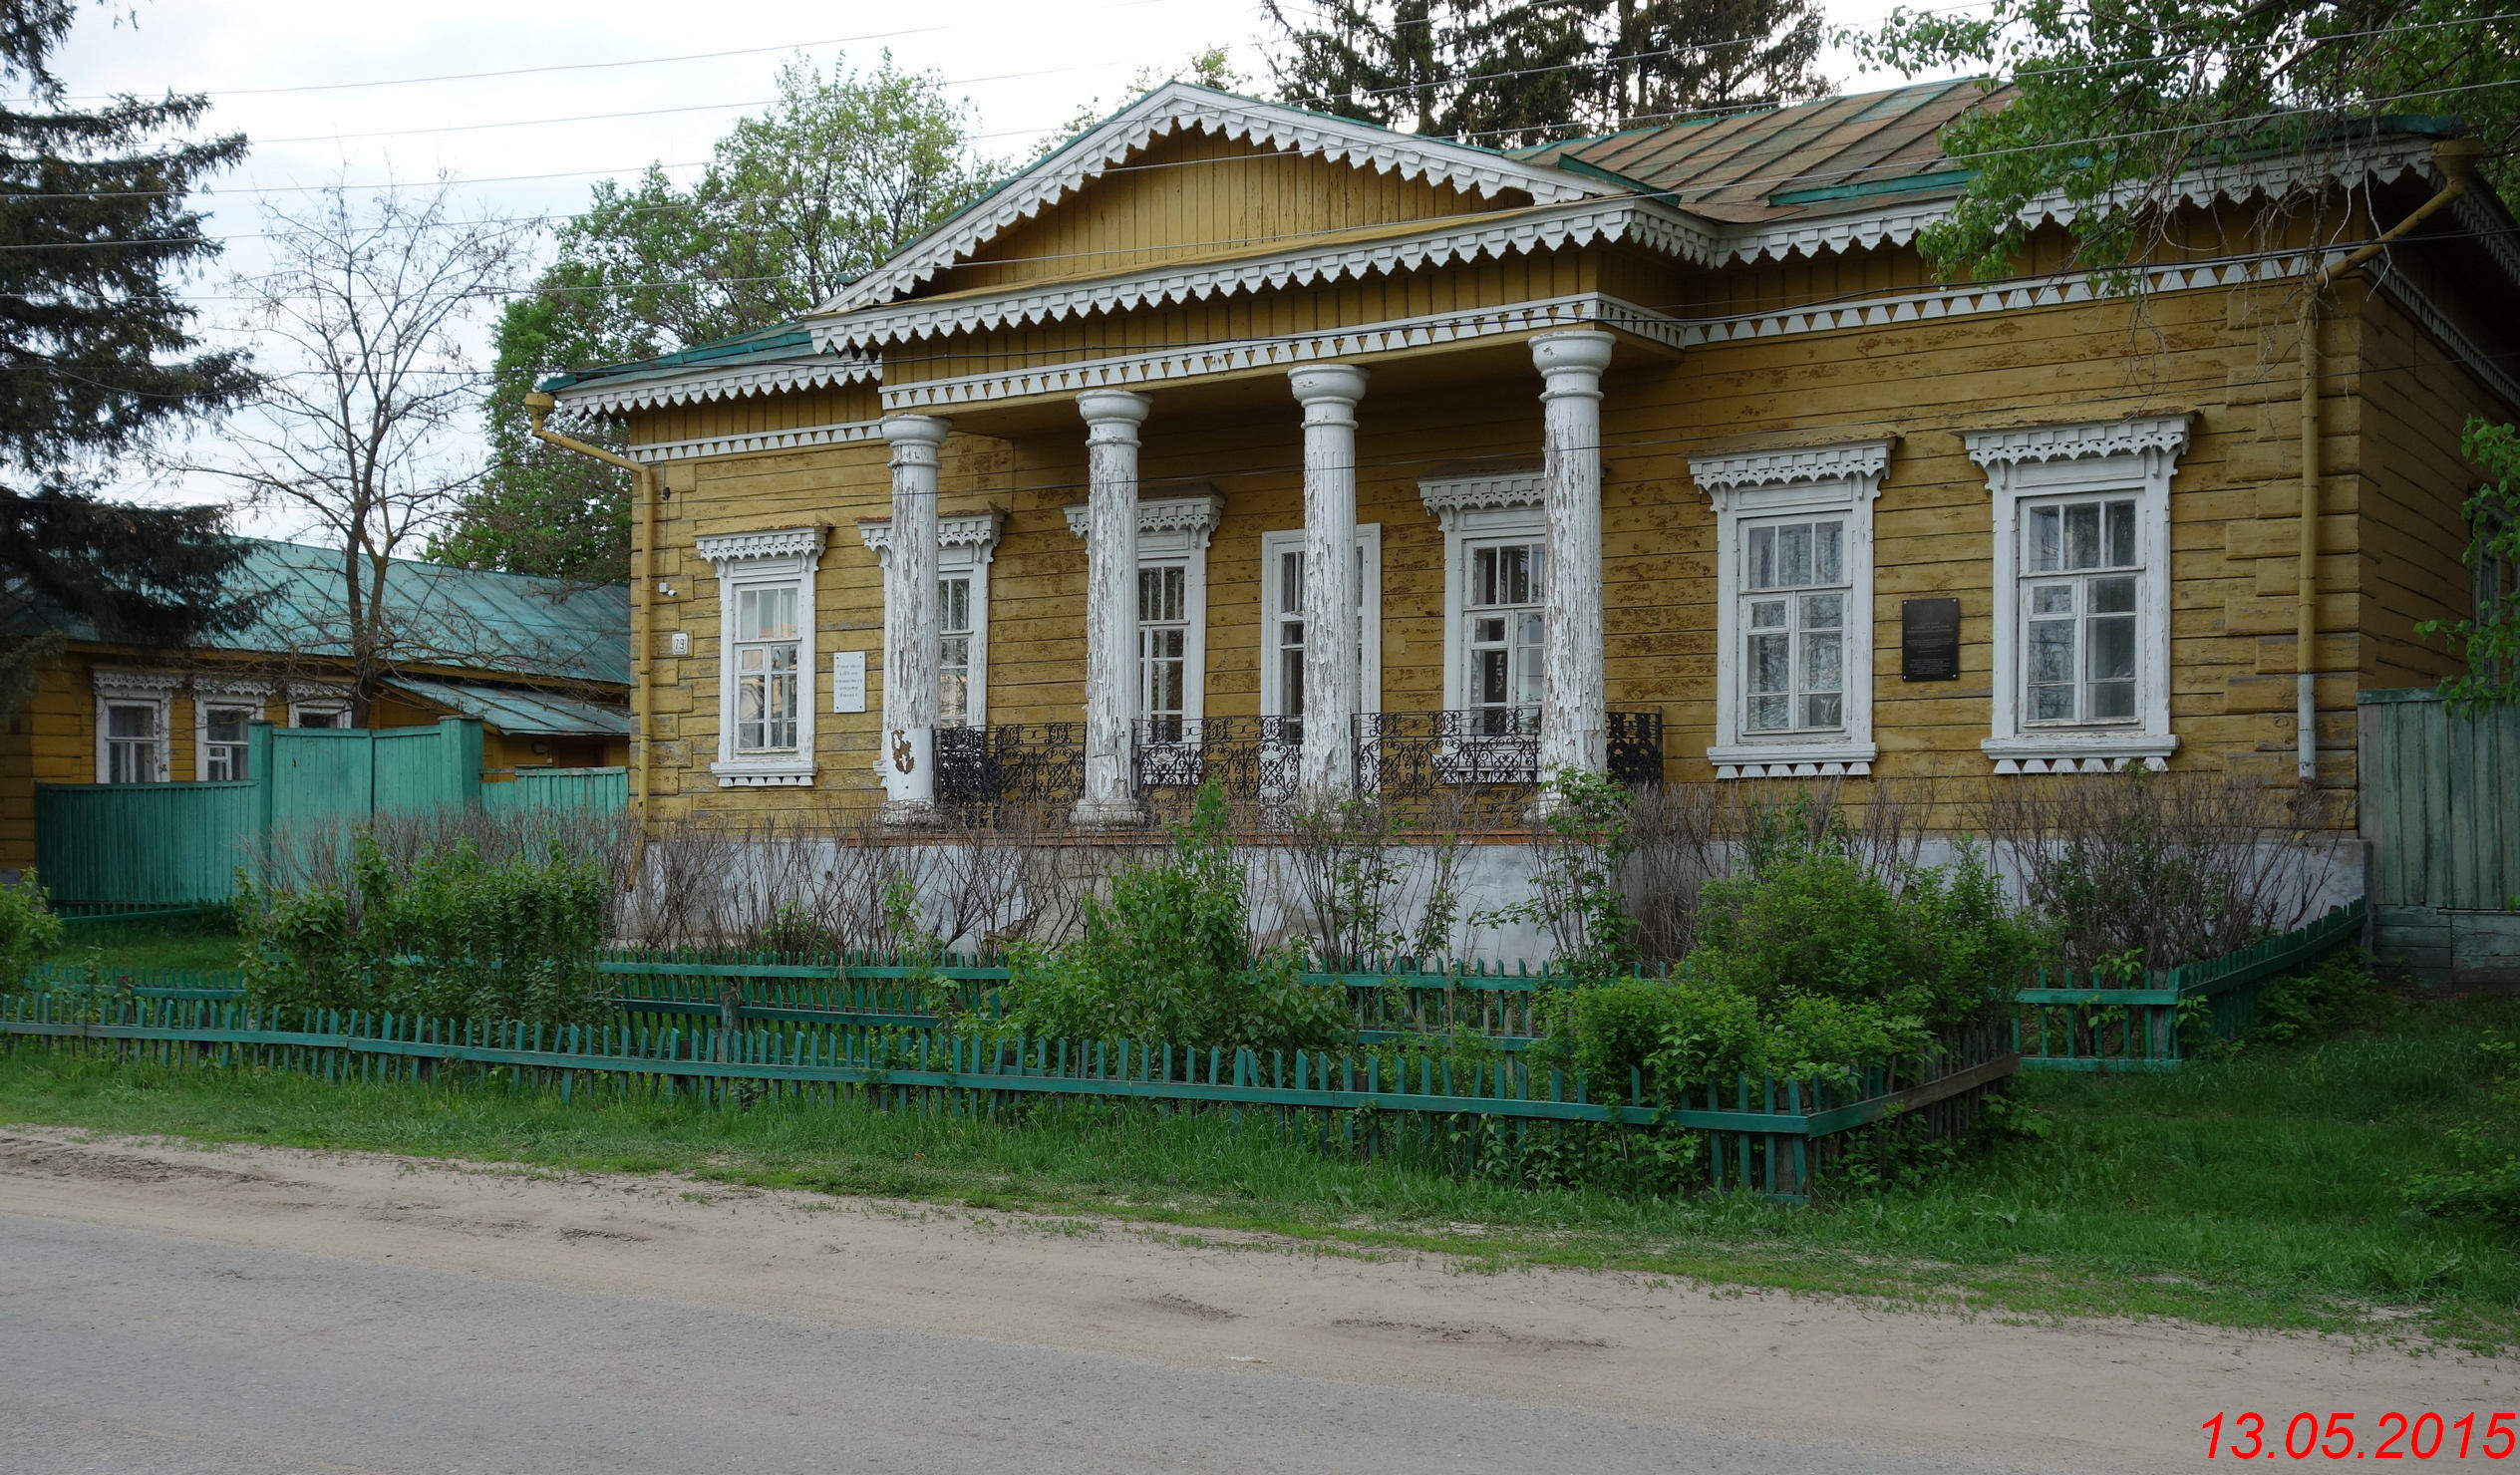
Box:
1074;389;1153;826
1290;364;1368;805
878;414;949;823
1532;330;1614;779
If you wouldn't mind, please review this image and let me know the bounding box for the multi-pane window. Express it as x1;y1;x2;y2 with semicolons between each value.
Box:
1466;540;1544;734
1271;548;1306;721
103;702;159;783
734;583;800;751
201;705;253;780
2022;496;2140;724
1741;517;1847;734
1139;563;1189;739
939;574;974;728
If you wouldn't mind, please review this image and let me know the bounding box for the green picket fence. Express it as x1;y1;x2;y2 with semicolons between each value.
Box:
2011;900;2366;1071
0;990;2019;1202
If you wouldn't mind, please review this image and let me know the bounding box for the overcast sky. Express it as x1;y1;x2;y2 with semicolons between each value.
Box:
45;0;1959;544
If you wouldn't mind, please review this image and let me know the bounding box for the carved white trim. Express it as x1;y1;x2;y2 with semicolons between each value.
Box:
191;679;268;781
1691;439;1892;778
1963;415;2193;467
885;295;1680;412
710;757;818;788
1968;416;2191;772
1688;440;1891;494
550;354;877;416
191;675;274;701
1062;492;1225;546
855;510;1007;562
92;669;183;700
1418;471;1543;529
630;418;885;464
819;82;1604;316
813;198;1719;353
695;526;829;568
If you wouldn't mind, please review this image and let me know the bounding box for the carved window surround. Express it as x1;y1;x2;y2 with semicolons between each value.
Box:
1064;493;1224;730
857;510;1007;729
696;525;827;787
1690;439;1891;778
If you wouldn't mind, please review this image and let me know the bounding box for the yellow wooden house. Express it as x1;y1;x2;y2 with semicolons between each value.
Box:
1;538;630;875
539;80;2518;831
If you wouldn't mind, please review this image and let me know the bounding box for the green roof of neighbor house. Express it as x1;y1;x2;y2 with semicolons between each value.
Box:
534;320;819;398
39;538;630;688
388;676;632;737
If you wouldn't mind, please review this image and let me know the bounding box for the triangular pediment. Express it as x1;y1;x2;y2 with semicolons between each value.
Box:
814;83;1610;317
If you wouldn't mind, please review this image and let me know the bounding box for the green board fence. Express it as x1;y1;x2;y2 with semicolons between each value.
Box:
2011;900;2365;1071
2359;689;2520;985
0;990;2017;1202
35;719;621;907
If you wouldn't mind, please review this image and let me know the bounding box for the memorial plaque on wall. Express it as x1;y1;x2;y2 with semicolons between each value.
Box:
1901;597;1962;681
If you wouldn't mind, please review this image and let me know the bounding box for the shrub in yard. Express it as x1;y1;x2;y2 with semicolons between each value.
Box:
998;781;1347;1054
0;871;64;988
237;833;610;1029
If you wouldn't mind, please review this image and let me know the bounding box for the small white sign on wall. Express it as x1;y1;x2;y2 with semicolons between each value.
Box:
830;650;867;714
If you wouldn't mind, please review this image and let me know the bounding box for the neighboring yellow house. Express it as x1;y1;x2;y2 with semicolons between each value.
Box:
540;81;2518;832
1;538;630;874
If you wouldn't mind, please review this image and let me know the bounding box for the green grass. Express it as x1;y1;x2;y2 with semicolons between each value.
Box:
42;912;243;974
4;985;2515;1350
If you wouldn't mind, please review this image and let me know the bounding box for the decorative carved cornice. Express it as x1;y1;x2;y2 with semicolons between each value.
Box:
1418;471;1544;529
629;417;884;464
883;294;1681;413
1062;493;1226;544
1963;415;2193;468
92;669;181;700
817;82;1604;317
192;676;275;701
1688;439;1892;494
855;510;1007;562
694;526;829;567
551;355;876;416
286;681;349;704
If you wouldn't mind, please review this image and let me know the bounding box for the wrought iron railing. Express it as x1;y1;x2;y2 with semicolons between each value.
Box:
934;710;1662;821
934;722;1085;815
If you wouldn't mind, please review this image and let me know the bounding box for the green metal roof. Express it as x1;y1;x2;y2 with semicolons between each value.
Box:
46;538;629;687
389;677;631;737
534;320;818;397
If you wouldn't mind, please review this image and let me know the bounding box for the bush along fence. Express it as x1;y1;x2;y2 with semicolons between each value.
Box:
2010;900;2365;1071
0;988;2017;1203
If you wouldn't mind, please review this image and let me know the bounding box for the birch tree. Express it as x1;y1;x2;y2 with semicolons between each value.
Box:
215;178;531;722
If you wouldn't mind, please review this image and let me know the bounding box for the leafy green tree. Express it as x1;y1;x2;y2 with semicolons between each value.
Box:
2417;419;2520;712
1265;0;1823;146
440;55;1004;582
1863;0;2520;278
0;0;258;717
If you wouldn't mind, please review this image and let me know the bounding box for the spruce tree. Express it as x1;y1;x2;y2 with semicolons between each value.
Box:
0;0;257;719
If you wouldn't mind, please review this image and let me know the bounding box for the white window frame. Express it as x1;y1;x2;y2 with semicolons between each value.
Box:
1420;472;1547;722
94;670;178;784
1065;492;1223;734
1688;440;1887;778
1967;415;2189;773
697;525;826;787
286;682;352;729
193;678;272;781
1257;523;1384;721
856;510;1004;729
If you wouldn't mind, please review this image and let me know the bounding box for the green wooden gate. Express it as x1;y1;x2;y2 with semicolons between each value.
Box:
2359;689;2520;984
35;719;491;906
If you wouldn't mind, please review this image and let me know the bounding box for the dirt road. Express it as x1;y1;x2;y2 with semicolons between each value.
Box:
0;1127;2504;1473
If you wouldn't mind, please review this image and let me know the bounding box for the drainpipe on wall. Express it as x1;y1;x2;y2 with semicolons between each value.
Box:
523;390;658;875
2291;136;2481;785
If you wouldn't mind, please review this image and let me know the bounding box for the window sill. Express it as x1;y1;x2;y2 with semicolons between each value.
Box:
1982;732;2177;774
1708;739;1876;779
712;756;816;788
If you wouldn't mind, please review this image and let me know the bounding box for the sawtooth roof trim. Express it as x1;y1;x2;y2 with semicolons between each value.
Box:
814;81;1610;317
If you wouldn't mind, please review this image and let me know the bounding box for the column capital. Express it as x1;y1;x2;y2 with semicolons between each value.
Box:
881;414;950;469
1077;388;1153;442
1288;363;1369;419
1531;330;1616;394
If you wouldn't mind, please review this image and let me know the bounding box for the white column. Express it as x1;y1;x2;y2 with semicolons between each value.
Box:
1290;363;1368;804
1073;389;1153;826
1532;331;1615;778
878;414;950;822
